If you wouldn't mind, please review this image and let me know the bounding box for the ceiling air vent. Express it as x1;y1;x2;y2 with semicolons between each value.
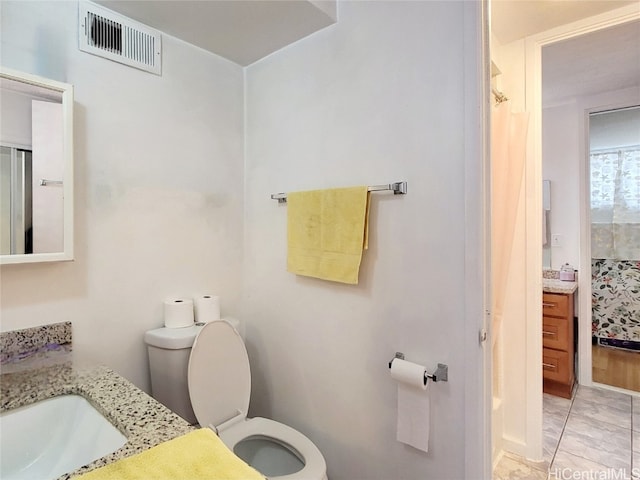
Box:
78;2;162;75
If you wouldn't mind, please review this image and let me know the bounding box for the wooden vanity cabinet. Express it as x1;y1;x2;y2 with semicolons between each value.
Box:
542;292;575;398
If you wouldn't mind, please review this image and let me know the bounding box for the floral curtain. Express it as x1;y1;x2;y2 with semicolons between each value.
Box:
591;259;640;345
590;146;640;260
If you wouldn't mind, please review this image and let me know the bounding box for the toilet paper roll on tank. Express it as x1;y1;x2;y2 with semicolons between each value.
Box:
194;295;221;324
163;295;222;329
164;298;195;329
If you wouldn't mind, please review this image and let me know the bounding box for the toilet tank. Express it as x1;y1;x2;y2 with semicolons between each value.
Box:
144;319;241;425
144;325;203;424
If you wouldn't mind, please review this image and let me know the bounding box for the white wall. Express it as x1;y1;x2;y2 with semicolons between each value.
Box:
0;89;32;147
0;0;245;391
244;2;483;478
542;86;640;271
31;100;64;253
542;102;581;270
1;2;487;478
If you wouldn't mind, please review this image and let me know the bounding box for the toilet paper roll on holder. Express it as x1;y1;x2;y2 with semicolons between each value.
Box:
388;352;448;383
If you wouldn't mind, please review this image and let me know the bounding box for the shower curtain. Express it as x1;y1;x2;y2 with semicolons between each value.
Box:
491;102;530;348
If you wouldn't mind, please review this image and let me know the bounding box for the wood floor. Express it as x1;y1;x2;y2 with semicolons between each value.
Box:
592;344;640;392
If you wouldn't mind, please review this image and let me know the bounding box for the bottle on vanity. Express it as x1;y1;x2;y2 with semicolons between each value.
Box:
559;263;575;282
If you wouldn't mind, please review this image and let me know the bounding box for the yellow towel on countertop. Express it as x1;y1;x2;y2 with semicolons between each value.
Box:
287;186;370;285
77;429;264;480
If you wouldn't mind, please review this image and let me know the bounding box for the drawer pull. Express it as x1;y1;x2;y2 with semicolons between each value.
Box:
542;362;556;370
543;302;556;307
542;331;555;336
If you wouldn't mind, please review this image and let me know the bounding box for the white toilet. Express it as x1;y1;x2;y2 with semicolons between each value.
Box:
145;320;328;480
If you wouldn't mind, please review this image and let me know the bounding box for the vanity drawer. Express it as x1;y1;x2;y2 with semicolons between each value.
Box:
542;348;570;383
543;293;570;318
542;316;570;350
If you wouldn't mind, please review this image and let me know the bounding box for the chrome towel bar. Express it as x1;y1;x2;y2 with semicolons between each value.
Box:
271;181;407;204
39;179;63;186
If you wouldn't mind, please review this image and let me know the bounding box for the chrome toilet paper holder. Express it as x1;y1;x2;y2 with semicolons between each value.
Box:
388;352;448;383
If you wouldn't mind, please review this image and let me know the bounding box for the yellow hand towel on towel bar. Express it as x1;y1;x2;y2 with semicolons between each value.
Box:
77;429;263;480
287;186;370;284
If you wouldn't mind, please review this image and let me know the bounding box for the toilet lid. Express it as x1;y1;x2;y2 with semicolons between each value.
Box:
188;320;251;428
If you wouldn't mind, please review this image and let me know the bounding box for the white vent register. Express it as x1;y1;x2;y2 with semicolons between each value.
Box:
78;2;162;75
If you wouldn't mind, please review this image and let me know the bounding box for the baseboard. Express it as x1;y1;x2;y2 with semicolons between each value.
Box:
492;448;505;471
596;337;640;352
501;435;528;460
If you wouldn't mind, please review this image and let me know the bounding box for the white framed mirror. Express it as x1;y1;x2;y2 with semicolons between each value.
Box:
0;67;74;265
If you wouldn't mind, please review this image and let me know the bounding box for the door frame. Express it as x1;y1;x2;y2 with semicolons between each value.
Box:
464;0;492;477
524;4;640;398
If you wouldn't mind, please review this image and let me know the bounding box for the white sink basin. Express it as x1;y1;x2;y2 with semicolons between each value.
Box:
0;394;127;480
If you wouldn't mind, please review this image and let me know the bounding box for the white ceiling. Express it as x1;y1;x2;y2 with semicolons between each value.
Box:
95;0;639;105
491;1;640;105
491;0;638;44
542;19;640;105
96;0;337;66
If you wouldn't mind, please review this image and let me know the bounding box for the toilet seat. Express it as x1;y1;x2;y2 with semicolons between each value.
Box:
219;417;327;480
188;321;327;480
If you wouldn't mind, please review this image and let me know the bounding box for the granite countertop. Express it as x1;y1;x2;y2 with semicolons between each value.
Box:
0;353;195;479
543;278;578;295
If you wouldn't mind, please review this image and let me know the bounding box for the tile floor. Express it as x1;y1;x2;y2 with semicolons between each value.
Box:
494;384;639;479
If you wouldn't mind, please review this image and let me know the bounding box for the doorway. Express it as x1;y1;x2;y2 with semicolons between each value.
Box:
490;0;640;472
588;105;640;393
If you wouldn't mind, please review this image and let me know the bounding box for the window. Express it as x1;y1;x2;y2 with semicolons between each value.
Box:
590;145;640;260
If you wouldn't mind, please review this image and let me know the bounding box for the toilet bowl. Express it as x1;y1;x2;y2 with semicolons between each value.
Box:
188;320;328;480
